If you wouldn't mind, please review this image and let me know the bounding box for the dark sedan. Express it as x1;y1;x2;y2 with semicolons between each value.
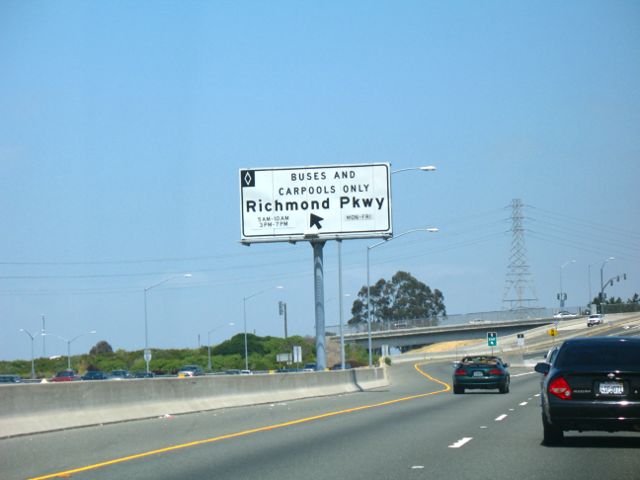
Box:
81;370;109;381
452;356;510;394
535;337;640;445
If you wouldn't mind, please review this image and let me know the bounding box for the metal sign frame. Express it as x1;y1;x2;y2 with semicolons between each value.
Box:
239;163;392;244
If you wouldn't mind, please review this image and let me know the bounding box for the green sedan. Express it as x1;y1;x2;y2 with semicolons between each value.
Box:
453;356;510;394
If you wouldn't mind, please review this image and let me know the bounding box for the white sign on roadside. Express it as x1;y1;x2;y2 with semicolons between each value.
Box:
293;345;302;364
240;164;392;243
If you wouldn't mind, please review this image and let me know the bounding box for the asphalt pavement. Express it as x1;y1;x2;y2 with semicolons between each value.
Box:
2;358;639;480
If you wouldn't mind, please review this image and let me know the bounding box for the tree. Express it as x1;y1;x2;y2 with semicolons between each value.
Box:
349;271;446;325
90;340;113;356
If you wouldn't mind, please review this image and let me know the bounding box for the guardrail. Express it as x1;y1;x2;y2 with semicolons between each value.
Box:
0;367;387;438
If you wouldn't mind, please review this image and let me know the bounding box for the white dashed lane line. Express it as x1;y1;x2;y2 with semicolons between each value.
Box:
450;394;538;449
449;437;473;448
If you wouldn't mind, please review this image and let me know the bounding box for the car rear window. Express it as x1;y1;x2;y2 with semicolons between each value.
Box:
555;342;640;368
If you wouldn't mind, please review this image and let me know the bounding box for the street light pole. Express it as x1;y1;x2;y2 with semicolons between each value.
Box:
207;322;234;371
19;329;38;379
559;260;575;309
41;314;46;358
366;227;439;367
44;330;96;370
338;240;345;370
243;286;283;371
599;257;615;311
143;273;191;373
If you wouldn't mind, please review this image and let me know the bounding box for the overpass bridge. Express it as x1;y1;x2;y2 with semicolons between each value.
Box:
343;317;561;351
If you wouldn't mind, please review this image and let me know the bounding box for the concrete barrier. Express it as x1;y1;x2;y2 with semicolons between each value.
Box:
0;367;388;438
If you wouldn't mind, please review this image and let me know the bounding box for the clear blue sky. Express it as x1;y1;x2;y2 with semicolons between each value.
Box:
1;1;638;361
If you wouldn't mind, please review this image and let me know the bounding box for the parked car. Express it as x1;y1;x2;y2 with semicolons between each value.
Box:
534;337;640;445
0;374;22;383
110;369;132;380
51;370;79;382
81;370;108;381
587;313;604;327
177;365;204;377
452;356;510;394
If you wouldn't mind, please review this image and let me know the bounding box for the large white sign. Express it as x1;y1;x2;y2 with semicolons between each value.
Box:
240;164;392;243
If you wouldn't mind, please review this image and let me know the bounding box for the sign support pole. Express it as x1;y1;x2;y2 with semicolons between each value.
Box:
312;240;326;371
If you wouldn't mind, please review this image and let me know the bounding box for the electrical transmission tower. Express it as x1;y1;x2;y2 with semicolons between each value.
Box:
502;199;538;312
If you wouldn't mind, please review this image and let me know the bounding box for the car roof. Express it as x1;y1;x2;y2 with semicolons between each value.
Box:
562;336;639;347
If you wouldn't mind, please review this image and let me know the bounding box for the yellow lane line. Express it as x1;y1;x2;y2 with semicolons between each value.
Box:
29;364;450;480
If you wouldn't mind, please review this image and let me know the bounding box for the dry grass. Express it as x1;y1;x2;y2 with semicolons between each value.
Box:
410;339;483;354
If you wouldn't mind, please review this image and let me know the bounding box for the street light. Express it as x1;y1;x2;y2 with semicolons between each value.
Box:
44;330;97;370
599;257;615;308
144;273;192;373
19;329;39;379
366;227;439;367
559;259;576;309
243;286;283;371
392;165;437;174
207;322;234;371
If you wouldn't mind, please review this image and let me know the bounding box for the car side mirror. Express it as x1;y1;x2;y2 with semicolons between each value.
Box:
534;362;550;375
503;363;509;368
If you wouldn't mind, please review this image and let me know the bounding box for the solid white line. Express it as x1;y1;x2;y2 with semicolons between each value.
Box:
448;437;473;448
511;372;536;378
495;414;508;421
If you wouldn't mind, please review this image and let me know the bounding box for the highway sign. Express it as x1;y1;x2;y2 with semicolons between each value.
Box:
487;332;498;347
143;349;152;363
240;164;392;243
548;328;558;337
293;345;302;364
517;333;525;347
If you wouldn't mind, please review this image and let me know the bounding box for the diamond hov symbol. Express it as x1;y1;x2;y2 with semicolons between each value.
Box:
241;170;255;188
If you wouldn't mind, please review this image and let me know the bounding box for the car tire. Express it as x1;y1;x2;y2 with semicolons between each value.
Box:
499;381;510;394
542;414;563;445
453;385;464;394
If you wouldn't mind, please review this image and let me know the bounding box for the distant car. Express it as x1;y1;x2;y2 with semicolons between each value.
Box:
0;374;22;383
239;369;252;375
453;356;510;394
534;337;640;445
225;369;241;375
587;313;604;327
331;363;353;370
51;370;79;382
81;370;108;381
177;365;204;377
133;371;155;378
302;363;317;372
554;311;577;319
110;369;132;380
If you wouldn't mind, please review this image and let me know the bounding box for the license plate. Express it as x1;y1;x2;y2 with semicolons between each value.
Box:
473;371;484;377
599;382;624;395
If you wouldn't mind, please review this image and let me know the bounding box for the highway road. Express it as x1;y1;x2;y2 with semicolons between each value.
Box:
2;357;639;480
